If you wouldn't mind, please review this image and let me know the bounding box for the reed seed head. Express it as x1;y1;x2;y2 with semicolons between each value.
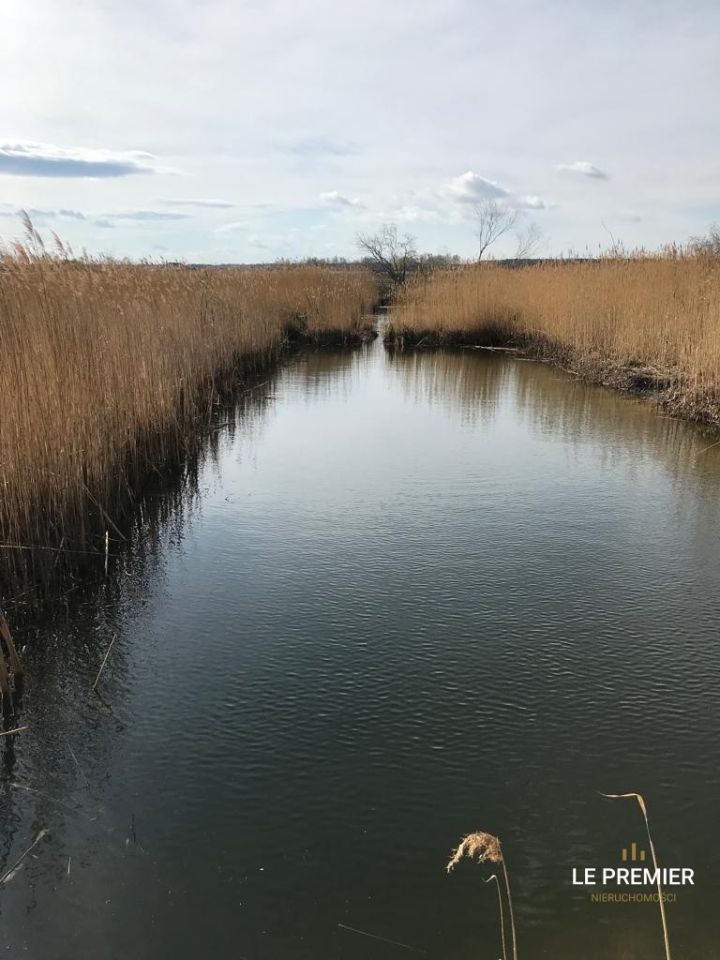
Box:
447;830;504;872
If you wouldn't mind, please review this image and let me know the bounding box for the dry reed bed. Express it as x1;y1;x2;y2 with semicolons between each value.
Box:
0;242;376;591
388;257;720;424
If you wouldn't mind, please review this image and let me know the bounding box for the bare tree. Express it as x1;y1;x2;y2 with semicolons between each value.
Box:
356;224;418;285
473;199;519;261
688;223;720;258
513;221;544;259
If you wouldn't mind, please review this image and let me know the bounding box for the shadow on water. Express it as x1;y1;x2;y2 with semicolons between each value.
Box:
0;362;284;909
0;345;367;950
2;337;720;959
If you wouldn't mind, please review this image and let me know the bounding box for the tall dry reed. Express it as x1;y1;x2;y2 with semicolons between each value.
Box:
447;830;518;960
602;792;672;960
0;223;376;592
389;257;720;423
484;874;508;960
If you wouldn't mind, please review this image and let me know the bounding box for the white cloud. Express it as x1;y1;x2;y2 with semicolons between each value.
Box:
105;210;190;221
1;0;716;258
433;172;547;217
349;172;549;234
0;206;88;222
556;161;609;180
515;195;548;210
0;141;169;178
320;190;364;209
440;171;508;204
0;206;191;231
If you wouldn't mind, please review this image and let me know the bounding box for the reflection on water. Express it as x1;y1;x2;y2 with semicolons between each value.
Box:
2;338;720;959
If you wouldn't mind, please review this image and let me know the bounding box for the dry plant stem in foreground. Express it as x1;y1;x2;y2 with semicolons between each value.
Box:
91;633;118;692
447;831;518;960
602;792;672;960
485;873;508;960
0;725;27;738
0;828;48;885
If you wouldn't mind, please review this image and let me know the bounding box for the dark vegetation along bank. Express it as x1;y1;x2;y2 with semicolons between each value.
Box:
0;221;378;601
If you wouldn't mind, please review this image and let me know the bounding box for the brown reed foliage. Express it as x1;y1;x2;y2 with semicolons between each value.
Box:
388;255;720;425
0;222;376;591
447;831;504;871
447;830;518;960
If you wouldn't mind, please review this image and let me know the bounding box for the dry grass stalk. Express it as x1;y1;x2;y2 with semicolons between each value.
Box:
447;831;518;960
337;922;427;955
485;873;508;960
91;633;118;692
0;828;48;885
602;792;672;960
0;725;27;737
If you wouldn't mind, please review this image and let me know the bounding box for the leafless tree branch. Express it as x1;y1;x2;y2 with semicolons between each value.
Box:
513;222;544;259
688;223;720;258
356;224;418;285
473;200;519;261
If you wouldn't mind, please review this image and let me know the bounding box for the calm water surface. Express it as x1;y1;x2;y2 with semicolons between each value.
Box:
2;337;720;959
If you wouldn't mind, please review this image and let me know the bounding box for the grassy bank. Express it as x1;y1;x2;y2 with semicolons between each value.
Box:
0;233;376;593
386;256;720;425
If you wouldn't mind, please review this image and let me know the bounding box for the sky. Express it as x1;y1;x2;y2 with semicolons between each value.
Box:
1;0;718;262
